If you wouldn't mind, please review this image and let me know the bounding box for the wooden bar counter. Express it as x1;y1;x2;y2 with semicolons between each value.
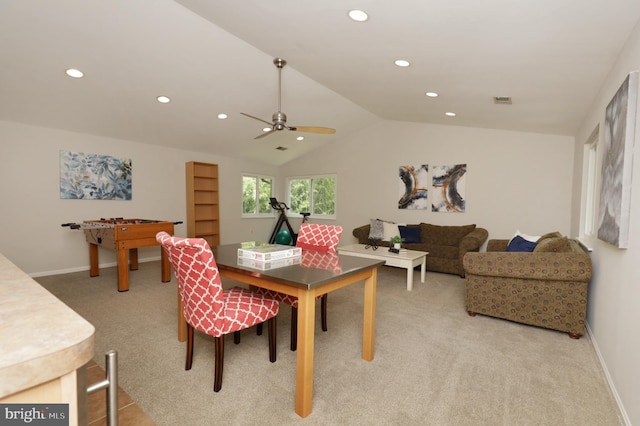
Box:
0;253;95;425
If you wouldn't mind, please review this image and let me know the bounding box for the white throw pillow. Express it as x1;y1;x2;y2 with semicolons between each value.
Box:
382;222;407;241
382;222;398;241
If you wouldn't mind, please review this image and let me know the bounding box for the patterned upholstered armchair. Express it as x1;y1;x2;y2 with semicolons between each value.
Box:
156;232;279;392
463;233;592;339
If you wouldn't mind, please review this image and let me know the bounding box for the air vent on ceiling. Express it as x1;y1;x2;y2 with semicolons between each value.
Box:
276;146;288;151
493;96;512;105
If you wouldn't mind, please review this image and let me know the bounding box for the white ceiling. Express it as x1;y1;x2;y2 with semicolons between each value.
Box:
2;1;639;166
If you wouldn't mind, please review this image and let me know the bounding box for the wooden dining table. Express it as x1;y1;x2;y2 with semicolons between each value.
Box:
174;244;384;418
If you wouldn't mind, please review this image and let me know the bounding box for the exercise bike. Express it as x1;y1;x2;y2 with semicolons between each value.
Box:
268;197;310;245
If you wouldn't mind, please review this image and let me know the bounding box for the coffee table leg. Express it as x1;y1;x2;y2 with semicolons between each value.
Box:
421;257;426;283
406;266;413;291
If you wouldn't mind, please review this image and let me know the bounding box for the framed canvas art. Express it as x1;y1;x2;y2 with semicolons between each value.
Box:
597;72;638;248
432;164;466;213
398;164;428;209
60;150;132;200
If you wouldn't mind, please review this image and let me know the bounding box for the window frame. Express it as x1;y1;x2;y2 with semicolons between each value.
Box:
582;127;599;236
241;173;275;218
285;174;337;220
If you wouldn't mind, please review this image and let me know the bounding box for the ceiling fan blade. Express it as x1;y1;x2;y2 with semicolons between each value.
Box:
241;112;273;126
290;126;337;135
254;129;275;140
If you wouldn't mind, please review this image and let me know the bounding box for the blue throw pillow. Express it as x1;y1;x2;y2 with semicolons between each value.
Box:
506;235;537;252
399;226;421;244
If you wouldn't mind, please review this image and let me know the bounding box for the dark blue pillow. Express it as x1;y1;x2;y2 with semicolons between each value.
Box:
399;226;421;244
506;235;537;252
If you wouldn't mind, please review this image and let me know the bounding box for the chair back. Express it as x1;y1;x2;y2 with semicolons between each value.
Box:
301;250;342;273
156;231;225;335
296;223;343;253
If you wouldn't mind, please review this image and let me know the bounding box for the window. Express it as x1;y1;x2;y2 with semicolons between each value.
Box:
242;174;273;217
582;128;599;236
287;175;337;219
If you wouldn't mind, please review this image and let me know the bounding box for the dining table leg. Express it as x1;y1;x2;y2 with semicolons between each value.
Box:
362;267;377;361
295;288;316;418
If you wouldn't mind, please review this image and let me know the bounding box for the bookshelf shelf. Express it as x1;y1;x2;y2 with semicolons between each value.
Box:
186;161;220;247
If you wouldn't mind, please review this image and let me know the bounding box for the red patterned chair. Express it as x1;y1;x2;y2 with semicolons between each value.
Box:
156;231;279;392
257;223;343;351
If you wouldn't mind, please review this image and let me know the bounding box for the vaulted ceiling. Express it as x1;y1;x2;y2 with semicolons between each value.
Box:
2;1;639;165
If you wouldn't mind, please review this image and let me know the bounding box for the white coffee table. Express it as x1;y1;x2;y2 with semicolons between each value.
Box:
337;244;428;291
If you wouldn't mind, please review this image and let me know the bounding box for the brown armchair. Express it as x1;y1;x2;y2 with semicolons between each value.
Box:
463;234;592;338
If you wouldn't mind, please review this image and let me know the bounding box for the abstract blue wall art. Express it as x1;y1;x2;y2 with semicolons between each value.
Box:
60;150;132;200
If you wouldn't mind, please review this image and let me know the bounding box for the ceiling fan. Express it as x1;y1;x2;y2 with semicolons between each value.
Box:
241;58;336;140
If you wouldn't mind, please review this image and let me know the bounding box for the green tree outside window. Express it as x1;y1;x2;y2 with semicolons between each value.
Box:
243;175;273;216
287;175;336;218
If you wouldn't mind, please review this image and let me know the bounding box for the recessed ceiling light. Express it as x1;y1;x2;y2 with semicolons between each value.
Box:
348;9;368;22
425;92;439;97
297;136;304;141
445;112;456;117
262;127;271;132
394;59;410;67
217;113;228;119
65;68;84;78
157;96;171;104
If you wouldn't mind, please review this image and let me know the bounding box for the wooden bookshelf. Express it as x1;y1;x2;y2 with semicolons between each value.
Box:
186;161;220;247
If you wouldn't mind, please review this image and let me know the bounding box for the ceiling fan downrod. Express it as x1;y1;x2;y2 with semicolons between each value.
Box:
273;58;287;130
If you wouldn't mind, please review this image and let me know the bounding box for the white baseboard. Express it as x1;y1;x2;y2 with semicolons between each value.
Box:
29;256;162;278
586;322;630;425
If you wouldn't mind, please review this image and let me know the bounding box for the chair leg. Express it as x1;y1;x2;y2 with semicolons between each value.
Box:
290;306;298;351
268;317;277;363
256;323;263;335
321;294;328;332
185;324;194;370
214;336;224;392
234;330;241;344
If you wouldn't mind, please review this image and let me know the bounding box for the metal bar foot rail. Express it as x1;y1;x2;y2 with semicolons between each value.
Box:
87;350;119;426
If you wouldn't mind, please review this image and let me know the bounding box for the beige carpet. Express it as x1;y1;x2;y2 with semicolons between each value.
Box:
36;261;622;426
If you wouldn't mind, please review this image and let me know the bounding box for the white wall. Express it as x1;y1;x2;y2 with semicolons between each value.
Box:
281;120;576;244
571;18;640;426
0;120;279;275
0;118;576;271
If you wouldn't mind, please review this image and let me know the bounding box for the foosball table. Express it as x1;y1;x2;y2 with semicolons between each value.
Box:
63;218;178;292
